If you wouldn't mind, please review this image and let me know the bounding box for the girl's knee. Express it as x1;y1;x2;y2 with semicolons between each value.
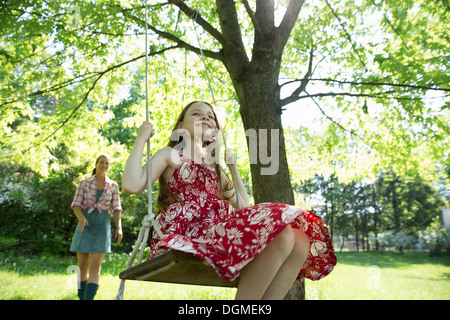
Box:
270;226;310;259
293;228;310;257
272;225;296;254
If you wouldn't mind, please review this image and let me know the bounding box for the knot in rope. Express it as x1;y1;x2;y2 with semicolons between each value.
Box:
142;215;153;228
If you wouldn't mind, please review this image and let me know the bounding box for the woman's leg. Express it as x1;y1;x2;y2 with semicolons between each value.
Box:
84;252;105;300
235;225;303;300
77;252;89;282
77;252;89;299
87;252;105;284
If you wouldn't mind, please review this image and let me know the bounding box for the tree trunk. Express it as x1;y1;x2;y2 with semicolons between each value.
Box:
224;49;302;300
221;24;294;205
216;0;305;300
391;175;401;233
238;67;302;300
371;185;380;251
283;280;305;300
240;78;294;205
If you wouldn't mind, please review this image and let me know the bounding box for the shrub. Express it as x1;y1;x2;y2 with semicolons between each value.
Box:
416;228;450;255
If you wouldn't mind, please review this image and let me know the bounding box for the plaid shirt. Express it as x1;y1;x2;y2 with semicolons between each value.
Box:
71;176;122;214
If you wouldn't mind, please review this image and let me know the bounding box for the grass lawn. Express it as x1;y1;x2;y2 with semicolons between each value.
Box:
305;251;449;300
0;251;448;300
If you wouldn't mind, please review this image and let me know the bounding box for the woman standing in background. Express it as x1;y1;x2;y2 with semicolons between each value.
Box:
70;154;122;300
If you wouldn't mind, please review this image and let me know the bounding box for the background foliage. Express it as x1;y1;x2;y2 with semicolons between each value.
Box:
0;0;449;255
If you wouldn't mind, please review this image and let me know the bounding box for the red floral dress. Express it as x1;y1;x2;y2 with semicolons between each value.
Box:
149;155;336;282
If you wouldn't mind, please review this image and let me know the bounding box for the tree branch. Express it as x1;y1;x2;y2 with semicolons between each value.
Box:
255;0;274;34
298;91;394;100
324;0;368;72
274;0;306;50
280;78;450;92
281;89;439;107
305;90;378;151
290;47;314;97
216;0;247;53
148;22;222;60
122;6;223;61
0;72;99;108
24;46;180;150
278;46;313;107
168;0;228;47
280;75;450;106
240;0;261;35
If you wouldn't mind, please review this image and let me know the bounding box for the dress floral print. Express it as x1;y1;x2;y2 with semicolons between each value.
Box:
149;155;337;282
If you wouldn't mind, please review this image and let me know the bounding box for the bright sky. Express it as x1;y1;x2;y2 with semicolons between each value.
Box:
281;99;322;130
279;79;336;131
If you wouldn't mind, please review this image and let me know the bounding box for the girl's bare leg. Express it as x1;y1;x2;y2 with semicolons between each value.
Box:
235;225;308;300
261;228;310;299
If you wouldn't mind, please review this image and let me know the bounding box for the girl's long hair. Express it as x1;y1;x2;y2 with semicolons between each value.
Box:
156;101;234;212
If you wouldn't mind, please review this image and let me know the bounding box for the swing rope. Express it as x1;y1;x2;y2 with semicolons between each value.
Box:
190;9;241;210
115;4;239;300
115;1;162;299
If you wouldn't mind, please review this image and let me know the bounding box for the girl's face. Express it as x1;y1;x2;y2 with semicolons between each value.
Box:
178;102;218;139
95;156;110;176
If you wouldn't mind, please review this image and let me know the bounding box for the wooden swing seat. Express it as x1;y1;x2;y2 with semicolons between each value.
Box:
119;249;239;288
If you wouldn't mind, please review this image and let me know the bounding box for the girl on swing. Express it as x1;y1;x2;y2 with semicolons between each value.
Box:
123;101;336;299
